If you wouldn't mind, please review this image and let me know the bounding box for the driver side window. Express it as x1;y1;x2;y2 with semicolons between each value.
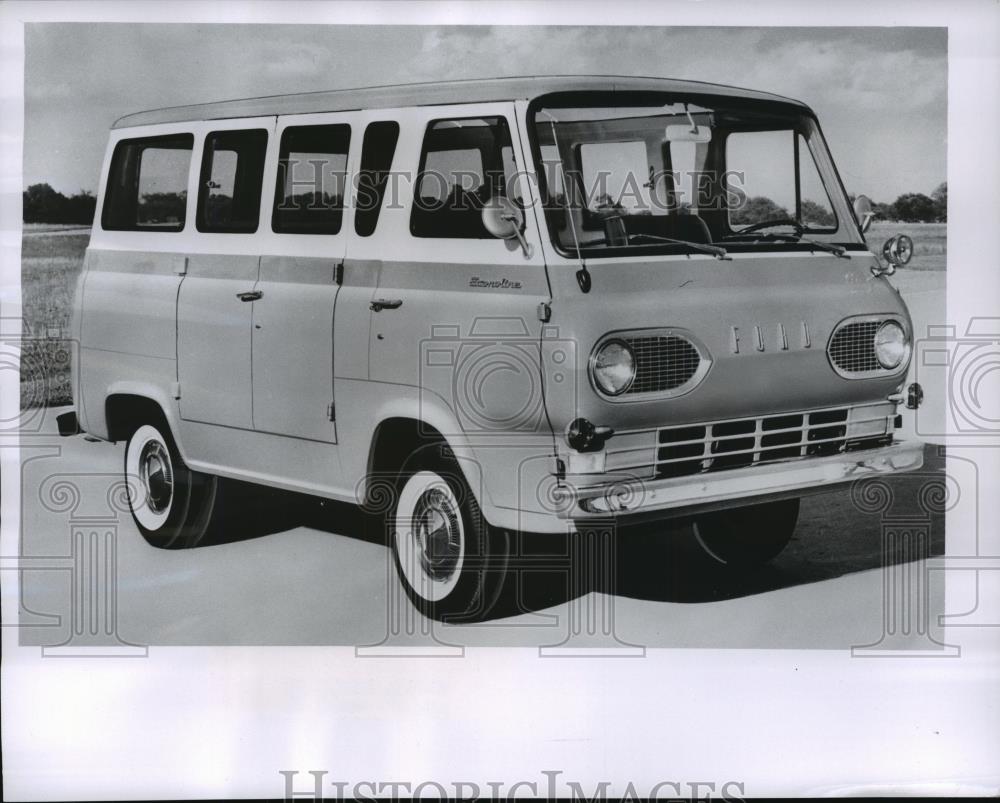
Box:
410;116;518;239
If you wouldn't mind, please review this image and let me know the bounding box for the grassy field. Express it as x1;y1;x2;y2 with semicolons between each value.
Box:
20;230;89;408
865;221;946;271
19;221;947;409
22;223;92;235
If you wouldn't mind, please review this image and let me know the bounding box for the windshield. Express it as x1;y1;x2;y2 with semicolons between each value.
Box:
530;93;863;257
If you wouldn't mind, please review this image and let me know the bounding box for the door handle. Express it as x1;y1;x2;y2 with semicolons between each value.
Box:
236;290;262;302
370;298;403;312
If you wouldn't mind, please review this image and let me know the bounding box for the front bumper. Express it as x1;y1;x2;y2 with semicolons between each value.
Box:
558;438;923;521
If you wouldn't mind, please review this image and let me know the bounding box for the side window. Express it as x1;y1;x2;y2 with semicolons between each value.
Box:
197;129;268;233
410;116;517;239
102;133;193;231
273;124;351;235
355;121;400;237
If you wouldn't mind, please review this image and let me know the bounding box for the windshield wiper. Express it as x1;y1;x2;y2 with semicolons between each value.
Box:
624;233;730;260
761;232;849;258
722;230;849;258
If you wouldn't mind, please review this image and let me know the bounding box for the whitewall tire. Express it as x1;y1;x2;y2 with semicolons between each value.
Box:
388;447;509;622
123;419;218;549
125;425;176;532
394;471;467;603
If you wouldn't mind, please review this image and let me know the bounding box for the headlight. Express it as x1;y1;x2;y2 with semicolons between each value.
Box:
591;339;635;395
874;321;909;369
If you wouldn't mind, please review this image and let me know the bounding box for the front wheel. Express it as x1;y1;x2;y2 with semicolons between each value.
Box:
692;498;800;567
389;448;508;622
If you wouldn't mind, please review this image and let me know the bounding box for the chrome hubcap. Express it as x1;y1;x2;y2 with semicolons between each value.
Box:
139;441;173;513
395;471;466;602
413;488;462;583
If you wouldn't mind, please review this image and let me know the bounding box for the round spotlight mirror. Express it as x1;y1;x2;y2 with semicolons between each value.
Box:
882;234;914;267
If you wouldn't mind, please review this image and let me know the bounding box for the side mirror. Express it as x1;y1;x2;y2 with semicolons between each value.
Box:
881;233;914;268
482;196;533;257
853;194;875;234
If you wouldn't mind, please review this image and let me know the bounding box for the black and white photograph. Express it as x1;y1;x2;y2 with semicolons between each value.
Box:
1;1;998;799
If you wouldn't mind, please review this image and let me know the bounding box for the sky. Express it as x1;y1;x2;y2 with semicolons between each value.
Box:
23;24;947;203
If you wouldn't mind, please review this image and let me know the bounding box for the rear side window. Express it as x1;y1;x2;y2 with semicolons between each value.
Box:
197;129;268;233
355;121;400;237
102;133;193;231
273;124;351;235
410;116;517;239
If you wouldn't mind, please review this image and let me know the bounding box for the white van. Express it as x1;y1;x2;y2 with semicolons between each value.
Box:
62;76;924;621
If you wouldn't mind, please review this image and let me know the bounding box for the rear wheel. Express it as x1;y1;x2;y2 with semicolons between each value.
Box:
124;421;220;549
692;499;800;567
389;447;508;622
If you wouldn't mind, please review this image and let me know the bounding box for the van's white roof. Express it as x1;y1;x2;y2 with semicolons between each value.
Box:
112;74;808;129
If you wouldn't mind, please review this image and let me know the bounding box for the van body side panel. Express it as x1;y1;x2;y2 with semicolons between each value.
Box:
333;378;551;531
173;116;276;433
252;256;340;442
78;122;199;441
178;420;352;499
332;258;377;382
81;250;181;361
78;248;184;439
355;263;557;517
248;109;356;445
331;110;403;389
176;253;258;429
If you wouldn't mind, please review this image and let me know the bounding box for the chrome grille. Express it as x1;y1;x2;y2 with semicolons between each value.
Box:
828;320;881;374
623;334;701;394
655;405;894;478
603;403;897;479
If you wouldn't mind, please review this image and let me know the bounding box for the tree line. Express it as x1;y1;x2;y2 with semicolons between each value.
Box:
732;183;946;226
23;183;97;225
866;182;947;223
22;180;948;225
